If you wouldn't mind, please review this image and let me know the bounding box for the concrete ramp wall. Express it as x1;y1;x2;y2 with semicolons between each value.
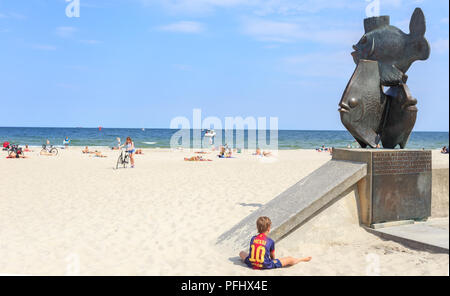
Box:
432;166;449;218
217;160;367;251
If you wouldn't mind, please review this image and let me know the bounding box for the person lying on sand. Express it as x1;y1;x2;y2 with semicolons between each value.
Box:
7;151;28;159
253;148;271;157
218;146;233;158
83;146;102;155
24;145;33;152
92;151;107;158
184;156;212;162
135;149;143;155
239;216;311;270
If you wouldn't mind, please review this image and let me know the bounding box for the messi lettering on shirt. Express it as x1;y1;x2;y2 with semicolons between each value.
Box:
244;233;282;270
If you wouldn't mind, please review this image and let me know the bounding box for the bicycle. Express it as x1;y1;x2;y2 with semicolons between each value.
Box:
41;144;58;156
116;148;130;169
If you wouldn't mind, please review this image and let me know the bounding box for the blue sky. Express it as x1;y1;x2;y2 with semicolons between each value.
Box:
0;0;448;131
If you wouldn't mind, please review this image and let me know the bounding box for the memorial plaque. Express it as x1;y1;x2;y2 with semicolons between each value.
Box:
333;149;432;226
372;150;431;224
372;151;431;176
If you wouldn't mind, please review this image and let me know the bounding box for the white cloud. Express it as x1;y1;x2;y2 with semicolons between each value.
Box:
432;38;449;54
157;21;205;33
173;64;192;71
281;51;354;78
56;26;78;38
79;39;103;45
252;0;360;16
242;18;361;45
0;11;26;19
242;19;301;42
56;83;78;89
380;0;402;8
144;0;363;15
32;44;57;51
394;19;410;32
140;0;252;14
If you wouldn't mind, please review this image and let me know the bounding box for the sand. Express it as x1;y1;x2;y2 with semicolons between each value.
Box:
0;147;448;276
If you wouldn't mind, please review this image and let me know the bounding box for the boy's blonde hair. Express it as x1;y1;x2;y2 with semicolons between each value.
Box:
256;216;272;233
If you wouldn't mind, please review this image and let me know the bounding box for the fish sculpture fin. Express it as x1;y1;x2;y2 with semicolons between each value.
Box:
369;38;375;57
379;63;407;86
356;139;368;149
409;8;431;61
410;8;426;37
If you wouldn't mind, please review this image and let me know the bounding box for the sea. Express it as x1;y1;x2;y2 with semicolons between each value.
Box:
0;127;448;150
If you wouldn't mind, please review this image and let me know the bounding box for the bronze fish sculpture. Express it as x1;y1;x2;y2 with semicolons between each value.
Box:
351;8;430;86
339;8;430;148
339;60;387;148
381;84;418;149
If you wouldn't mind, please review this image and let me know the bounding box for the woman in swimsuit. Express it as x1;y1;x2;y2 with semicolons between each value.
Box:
124;137;136;168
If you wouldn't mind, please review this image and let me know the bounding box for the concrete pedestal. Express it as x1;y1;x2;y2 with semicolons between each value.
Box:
332;149;432;226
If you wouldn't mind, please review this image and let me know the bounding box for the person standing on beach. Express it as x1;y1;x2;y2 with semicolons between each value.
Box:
123;137;135;168
63;137;70;149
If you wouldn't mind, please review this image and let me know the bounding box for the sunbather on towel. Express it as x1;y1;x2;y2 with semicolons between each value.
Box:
184;156;212;162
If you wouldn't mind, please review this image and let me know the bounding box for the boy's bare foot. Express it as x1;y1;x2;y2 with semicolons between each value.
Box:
280;256;312;267
290;257;312;265
300;256;312;263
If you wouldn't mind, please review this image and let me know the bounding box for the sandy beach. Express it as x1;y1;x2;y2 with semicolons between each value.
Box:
0;147;448;276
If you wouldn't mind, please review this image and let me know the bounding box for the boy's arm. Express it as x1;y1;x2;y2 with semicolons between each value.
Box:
270;250;275;260
270;240;276;259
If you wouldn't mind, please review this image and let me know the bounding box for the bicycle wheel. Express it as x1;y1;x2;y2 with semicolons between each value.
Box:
116;154;123;169
50;148;58;156
123;154;129;168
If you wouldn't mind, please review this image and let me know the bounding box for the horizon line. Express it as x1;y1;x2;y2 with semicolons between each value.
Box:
0;126;448;133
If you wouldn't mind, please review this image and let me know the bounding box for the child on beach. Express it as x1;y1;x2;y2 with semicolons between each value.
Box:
24;145;32;152
111;138;121;150
63;137;70;149
121;137;135;168
239;216;311;270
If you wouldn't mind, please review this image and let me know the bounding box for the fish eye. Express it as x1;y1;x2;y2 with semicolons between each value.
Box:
360;36;367;44
349;97;359;108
